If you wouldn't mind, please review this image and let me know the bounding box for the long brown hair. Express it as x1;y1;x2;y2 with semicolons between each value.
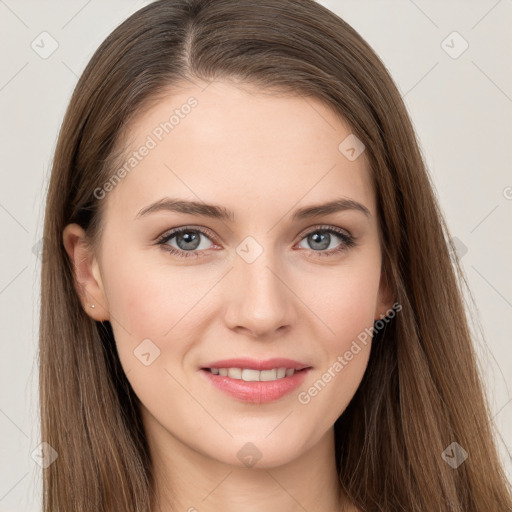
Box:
39;0;512;510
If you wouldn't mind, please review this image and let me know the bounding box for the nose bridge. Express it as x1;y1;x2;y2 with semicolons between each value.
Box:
225;235;296;335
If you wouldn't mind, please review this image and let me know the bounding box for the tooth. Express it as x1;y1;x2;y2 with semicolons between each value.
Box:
211;367;297;380
259;369;277;381
242;369;260;382
227;368;242;379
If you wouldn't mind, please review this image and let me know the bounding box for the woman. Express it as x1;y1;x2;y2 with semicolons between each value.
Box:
39;0;512;510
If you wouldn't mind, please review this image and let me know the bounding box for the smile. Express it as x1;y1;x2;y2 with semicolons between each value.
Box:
206;367;300;381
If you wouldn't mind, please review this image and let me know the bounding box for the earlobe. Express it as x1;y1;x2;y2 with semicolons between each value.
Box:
62;223;109;321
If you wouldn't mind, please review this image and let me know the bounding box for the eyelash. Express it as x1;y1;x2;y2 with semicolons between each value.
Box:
156;225;356;259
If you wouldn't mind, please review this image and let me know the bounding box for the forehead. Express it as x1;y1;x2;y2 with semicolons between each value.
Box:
103;80;375;224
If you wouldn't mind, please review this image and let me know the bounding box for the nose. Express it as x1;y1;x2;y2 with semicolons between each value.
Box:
224;250;298;338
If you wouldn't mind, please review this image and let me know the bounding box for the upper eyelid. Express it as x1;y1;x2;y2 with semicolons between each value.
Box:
159;225;217;243
298;224;352;238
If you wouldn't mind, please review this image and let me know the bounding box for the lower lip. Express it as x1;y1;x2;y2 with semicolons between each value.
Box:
200;368;311;404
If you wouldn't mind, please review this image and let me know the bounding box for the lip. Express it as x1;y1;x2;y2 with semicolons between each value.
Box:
200;366;311;404
200;357;311;371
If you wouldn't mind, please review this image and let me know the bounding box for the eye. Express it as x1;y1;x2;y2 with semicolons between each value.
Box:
156;226;216;259
156;225;356;259
296;225;356;257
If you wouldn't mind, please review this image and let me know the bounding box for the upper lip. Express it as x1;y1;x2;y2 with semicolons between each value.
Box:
201;358;312;371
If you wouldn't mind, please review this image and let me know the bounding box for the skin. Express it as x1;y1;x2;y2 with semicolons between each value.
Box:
63;79;393;512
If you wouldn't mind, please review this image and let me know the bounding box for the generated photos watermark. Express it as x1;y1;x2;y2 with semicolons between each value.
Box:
93;96;198;200
297;301;402;405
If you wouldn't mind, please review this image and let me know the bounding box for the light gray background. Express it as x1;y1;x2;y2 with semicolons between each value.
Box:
1;1;511;510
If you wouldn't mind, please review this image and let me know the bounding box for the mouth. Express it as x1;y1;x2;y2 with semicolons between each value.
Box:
199;357;312;382
201;366;310;382
199;359;313;403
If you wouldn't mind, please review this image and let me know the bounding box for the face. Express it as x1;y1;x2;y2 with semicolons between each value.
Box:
64;80;392;469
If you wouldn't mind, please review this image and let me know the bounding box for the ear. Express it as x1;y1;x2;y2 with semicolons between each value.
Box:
62;223;109;321
374;262;396;321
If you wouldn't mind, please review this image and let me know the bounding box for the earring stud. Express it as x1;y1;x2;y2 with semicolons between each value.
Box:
91;304;95;309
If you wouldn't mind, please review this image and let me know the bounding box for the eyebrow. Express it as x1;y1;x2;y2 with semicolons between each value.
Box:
134;197;371;222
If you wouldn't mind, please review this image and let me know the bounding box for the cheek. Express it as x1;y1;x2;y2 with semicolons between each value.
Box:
101;252;224;386
296;268;379;429
103;249;202;337
98;249;183;379
103;263;191;403
296;254;380;413
307;258;382;349
107;271;169;336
